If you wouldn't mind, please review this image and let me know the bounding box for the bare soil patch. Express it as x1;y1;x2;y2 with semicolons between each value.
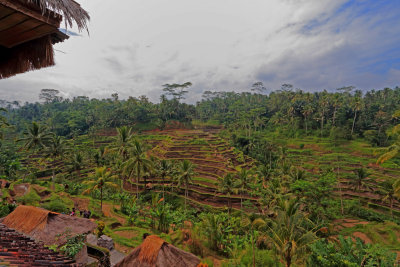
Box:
352;232;372;244
114;230;137;239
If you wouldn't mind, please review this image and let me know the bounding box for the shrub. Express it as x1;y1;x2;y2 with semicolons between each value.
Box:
41;198;69;213
17;189;40;206
97;221;105;237
223;247;281;267
308;236;396;267
0;203;16;217
60;234;86;258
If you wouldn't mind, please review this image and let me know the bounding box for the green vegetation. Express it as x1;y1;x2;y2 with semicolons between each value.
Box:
1;87;400;265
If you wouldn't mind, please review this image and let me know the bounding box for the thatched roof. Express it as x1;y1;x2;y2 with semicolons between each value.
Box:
0;0;89;79
115;235;201;267
2;205;96;246
22;0;90;32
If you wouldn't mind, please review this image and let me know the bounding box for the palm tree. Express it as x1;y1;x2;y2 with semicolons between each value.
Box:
122;140;152;198
381;180;400;217
256;164;273;187
236;168;253;211
0;108;9;140
267;198;318;267
241;215;267;267
68;152;84;177
377;115;400;164
218;173;236;213
352;168;369;191
302;104;313;135
289;167;306;181
175;160;196;214
44;135;68;190
83;166;118;211
114;126;134;161
156;159;174;200
94;146;109;166
351;96;362;136
17;122;53;152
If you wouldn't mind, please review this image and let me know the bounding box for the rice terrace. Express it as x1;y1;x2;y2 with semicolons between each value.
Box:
1;0;400;266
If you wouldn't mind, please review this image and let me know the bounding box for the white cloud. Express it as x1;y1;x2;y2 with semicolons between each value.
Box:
0;0;399;103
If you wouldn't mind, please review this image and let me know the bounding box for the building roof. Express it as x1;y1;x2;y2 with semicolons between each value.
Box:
115;235;201;267
0;0;89;78
2;205;96;246
0;223;75;266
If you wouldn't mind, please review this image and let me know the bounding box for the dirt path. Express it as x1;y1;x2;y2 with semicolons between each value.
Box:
102;203;127;225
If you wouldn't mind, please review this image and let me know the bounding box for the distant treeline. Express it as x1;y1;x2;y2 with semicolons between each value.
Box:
1;84;400;147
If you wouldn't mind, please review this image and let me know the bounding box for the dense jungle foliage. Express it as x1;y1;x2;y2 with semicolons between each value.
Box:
0;83;400;266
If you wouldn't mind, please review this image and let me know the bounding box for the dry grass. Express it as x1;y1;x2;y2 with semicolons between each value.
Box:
138;235;165;264
3;205;55;233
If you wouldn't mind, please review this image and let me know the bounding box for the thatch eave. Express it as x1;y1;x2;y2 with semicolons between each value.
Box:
23;0;89;32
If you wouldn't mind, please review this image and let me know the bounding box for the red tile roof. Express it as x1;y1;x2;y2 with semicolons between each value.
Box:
0;223;75;266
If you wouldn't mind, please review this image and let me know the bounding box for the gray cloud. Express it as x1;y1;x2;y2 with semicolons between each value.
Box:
0;0;399;103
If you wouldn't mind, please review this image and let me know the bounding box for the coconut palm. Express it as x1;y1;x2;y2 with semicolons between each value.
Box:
377;114;400;164
236;168;253;211
174;160;196;214
114;126;134;161
218;173;236;213
289;167;306;182
44;135;68;190
267;198;318;267
94;146;109;166
156;159;174;200
381;180;400;217
17;122;53;152
83;166;118;211
68;152;84;176
351;168;370;191
0;108;9;140
122;140;152;198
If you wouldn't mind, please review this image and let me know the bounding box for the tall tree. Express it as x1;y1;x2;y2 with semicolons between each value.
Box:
381;180;400;217
352;168;370;191
122;140;152;198
162;82;192;101
83;166;118;211
218;173;236;214
156;159;174;200
174;159;196;214
39;89;62;103
236;168;253;211
44;135;67;190
17;122;53;152
351;93;362;136
267;198;317;267
0;108;8;140
114;126;134;161
377;110;400;164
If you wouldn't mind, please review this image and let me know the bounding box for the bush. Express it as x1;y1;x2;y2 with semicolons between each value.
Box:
41;198;69;213
347;203;400;224
60;233;86;258
0;203;16;217
308;236;396;267
17;189;40;206
224;248;281;267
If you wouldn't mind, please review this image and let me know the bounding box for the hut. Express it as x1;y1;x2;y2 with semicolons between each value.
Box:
115;235;201;267
0;223;75;266
0;0;89;79
1;205;96;245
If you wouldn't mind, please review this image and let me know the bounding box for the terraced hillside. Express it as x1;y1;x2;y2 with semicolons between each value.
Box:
279;136;400;215
124;127;257;209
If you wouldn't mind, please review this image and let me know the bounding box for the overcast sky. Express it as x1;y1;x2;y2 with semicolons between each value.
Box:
0;0;399;103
